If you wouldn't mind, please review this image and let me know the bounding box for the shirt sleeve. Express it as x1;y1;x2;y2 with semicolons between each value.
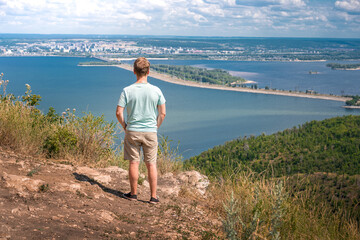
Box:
158;89;166;105
118;90;127;107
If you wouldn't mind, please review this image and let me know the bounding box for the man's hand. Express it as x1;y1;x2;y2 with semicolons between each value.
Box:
116;106;127;130
157;103;166;129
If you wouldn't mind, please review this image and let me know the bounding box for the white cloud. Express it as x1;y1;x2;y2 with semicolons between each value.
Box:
235;0;306;8
205;0;237;7
193;13;208;23
335;0;360;13
194;4;225;17
336;10;360;22
0;0;358;37
278;0;306;7
127;12;152;22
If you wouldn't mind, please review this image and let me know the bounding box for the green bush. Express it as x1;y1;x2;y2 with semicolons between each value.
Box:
46;107;63;124
345;95;360;106
0;74;120;166
70;112;116;163
43;126;78;158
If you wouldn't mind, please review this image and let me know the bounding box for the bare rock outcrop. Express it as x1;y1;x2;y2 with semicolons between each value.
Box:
158;171;209;197
1;172;45;197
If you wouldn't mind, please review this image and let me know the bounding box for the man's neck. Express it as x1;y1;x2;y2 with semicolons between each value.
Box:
135;75;148;84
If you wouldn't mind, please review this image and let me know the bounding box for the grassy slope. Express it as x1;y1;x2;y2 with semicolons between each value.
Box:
185;115;360;221
185;115;360;177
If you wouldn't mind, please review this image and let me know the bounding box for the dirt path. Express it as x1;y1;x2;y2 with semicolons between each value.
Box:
0;148;220;239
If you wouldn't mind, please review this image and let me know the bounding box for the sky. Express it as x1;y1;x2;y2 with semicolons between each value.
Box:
0;0;359;38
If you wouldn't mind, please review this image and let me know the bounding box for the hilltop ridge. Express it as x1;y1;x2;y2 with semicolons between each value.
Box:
0;147;219;239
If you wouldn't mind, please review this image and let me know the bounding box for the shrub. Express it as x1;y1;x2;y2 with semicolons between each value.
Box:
46;107;63;124
69;112;117;164
38;184;49;192
0;74;119;166
0;75;48;154
43;126;78;158
0;100;50;154
22;84;41;106
222;192;239;240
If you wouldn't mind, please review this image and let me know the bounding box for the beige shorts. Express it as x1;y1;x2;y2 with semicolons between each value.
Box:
124;130;158;164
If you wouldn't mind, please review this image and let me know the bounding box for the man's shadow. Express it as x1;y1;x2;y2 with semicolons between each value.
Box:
73;172;124;198
72;172;147;203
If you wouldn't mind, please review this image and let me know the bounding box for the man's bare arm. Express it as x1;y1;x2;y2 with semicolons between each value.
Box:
116;106;127;130
157;103;166;129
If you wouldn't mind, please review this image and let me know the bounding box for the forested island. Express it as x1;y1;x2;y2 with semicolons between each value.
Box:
151;64;246;85
326;63;360;70
345;95;360;107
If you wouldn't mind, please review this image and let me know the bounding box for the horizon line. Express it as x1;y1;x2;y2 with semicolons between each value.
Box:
0;33;359;40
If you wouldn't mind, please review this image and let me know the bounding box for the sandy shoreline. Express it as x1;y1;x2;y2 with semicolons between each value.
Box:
332;67;360;71
342;106;360;109
80;63;351;103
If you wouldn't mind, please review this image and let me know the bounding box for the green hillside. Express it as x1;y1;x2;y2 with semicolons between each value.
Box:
185;115;360;222
185;115;360;177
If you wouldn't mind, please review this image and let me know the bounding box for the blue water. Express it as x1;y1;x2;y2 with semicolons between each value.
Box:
1;57;359;159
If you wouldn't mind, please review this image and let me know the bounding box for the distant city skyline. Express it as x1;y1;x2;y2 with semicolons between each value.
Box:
0;0;359;38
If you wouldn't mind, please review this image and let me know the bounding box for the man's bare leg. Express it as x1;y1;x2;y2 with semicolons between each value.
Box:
129;161;139;195
146;162;157;198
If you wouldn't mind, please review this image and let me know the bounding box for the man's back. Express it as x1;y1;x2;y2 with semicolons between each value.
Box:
118;82;165;132
116;57;166;204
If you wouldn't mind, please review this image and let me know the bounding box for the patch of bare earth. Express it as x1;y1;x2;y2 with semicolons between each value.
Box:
0;147;221;239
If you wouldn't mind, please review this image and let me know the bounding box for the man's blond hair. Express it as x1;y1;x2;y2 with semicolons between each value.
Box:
134;57;150;77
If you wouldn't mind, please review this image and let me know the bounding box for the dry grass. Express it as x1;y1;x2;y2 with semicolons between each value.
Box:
0;100;50;155
0;94;123;168
135;135;184;178
0;104;181;183
0;92;181;175
156;135;183;175
60;110;119;166
206;168;360;240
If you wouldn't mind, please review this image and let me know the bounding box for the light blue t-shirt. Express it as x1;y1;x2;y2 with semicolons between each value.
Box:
118;83;166;132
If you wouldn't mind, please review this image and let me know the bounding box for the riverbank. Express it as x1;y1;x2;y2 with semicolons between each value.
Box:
80;63;350;103
343;106;360;109
333;67;360;71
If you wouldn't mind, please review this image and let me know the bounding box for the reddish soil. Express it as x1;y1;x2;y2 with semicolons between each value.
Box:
0;147;221;239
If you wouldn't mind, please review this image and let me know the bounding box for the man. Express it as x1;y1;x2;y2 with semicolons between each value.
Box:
116;57;166;204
